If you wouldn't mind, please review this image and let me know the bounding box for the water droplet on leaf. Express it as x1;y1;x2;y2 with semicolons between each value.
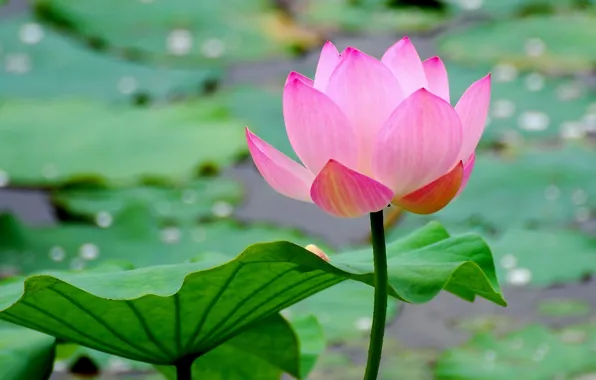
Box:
572;189;588;206
201;38;225;59
560;121;585;140
19;23;44;45
525;38;546;57
500;254;517;269
518;111;549;131
544;185;560;201
49;246;66;262
506;268;532;286
0;170;9;187
161;227;181;244
493;63;517;82
355;317;372;331
70;257;85;270
95;211;113;228
4;53;31;74
212;201;233;218
117;76;138;95
457;0;483;10
79;243;100;260
524;72;544;92
492;99;515;119
42;163;58;179
167;29;193;56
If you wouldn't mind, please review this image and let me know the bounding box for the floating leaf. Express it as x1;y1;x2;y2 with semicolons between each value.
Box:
439;14;596;74
0;16;219;101
32;0;319;65
288;281;401;343
444;0;591;19
297;0;448;33
436;323;596;380
52;176;243;223
0;98;245;186
444;62;596;144
392;147;596;235
0;321;56;380
226;86;296;159
537;299;591;317
0;206;320;274
489;229;596;287
0;222;504;374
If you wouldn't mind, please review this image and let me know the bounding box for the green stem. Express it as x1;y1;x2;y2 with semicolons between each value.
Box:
175;357;194;380
363;210;388;380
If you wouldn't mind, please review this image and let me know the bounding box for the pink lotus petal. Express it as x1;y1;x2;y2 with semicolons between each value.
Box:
285;71;313;87
373;88;463;196
381;37;427;97
313;41;340;91
246;128;314;202
456;74;491;162
394;161;463;215
311;160;394;218
283;78;358;174
456;153;476;196
422;56;450;102
325;47;403;173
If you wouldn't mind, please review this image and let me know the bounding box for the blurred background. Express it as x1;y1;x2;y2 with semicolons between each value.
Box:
1;0;596;378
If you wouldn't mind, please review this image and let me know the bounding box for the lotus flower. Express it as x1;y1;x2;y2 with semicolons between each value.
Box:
246;37;490;218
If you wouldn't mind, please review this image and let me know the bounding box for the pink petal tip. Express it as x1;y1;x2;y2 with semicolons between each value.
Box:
311;160;394;218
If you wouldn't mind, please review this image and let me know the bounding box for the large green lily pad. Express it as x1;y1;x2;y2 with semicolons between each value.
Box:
392;147;596;235
0;98;245;186
226;86;297;160
32;0;319;65
489;228;596;286
444;0;592;19
157;315;324;380
297;0;448;33
445;62;596;144
0;16;219;101
0;222;504;371
439;13;596;74
0;321;56;380
288;280;401;343
436;322;596;380
0;206;321;274
52;176;243;223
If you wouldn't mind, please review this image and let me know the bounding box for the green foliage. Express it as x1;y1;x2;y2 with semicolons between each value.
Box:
436;322;596;380
439;14;596;74
157;315;325;380
52;176;243;223
444;0;592;18
393;147;596;234
0;321;56;380
0;206;319;274
0;98;245;186
488;228;596;286
289;281;401;342
0;16;219;101
537;299;591;317
0;223;504;373
297;0;448;33
32;0;318;65
444;62;596;145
